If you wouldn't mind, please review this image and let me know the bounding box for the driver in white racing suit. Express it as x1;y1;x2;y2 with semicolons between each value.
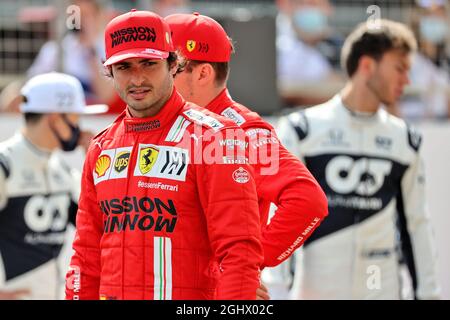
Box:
0;72;107;299
270;19;440;300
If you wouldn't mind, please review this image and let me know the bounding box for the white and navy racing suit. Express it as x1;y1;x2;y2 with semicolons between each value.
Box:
0;133;80;299
271;95;440;299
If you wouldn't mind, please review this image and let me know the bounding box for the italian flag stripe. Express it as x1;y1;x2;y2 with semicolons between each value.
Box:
165;238;172;299
165;116;183;142
153;237;172;300
165;116;191;143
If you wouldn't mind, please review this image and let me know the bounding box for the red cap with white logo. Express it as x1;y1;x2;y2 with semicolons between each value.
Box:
165;12;232;62
104;9;174;66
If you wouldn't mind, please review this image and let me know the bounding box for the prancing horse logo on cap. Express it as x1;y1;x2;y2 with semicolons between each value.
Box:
186;40;196;52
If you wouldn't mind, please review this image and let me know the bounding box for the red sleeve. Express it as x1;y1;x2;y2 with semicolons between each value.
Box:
65;142;103;300
246;125;328;268
195;128;263;300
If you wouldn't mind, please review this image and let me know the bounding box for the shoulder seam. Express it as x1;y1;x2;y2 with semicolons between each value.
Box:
406;124;422;152
288;110;309;141
0;153;11;179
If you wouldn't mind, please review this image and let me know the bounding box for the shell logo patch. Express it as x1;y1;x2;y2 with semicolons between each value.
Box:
139;146;159;174
186;40;196;52
95;155;111;177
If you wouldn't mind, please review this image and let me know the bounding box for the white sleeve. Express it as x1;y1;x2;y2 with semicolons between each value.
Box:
261;256;294;300
70;168;82;204
260;193;293;300
401;148;441;299
275;115;303;160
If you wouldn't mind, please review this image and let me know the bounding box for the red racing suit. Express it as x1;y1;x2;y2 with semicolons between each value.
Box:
65;89;263;300
206;89;328;267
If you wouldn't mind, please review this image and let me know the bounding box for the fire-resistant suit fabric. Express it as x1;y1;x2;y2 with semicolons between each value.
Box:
206;88;328;268
65;89;263;300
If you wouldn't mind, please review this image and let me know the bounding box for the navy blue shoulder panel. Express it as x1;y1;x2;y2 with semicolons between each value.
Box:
407;125;422;152
288;110;309;141
0;152;11;179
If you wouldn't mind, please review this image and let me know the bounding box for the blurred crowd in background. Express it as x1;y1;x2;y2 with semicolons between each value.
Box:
0;0;448;301
0;0;449;121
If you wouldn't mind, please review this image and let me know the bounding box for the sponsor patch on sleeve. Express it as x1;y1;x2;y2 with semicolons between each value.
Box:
183;109;224;132
232;167;250;184
221;107;246;126
245;128;279;149
245;128;271;137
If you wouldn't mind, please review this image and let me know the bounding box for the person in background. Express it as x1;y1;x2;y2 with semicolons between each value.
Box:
276;0;343;107
165;12;328;300
398;0;450;120
0;72;107;299
275;19;440;299
151;0;191;17
1;0;122;114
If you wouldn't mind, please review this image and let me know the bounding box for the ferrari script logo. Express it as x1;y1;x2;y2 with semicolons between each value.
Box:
186;40;196;52
139;147;159;174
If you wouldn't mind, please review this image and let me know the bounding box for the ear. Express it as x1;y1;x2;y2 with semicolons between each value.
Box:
196;63;215;87
359;55;376;77
44;113;59;130
47;113;58;123
169;61;178;77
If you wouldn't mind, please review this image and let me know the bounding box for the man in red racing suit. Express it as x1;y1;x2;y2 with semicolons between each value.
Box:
166;13;329;270
65;10;263;300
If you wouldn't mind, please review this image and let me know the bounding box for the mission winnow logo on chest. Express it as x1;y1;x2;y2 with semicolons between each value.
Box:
100;196;177;234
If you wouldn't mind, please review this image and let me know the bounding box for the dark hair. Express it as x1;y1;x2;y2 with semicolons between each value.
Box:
104;51;180;77
180;60;230;87
24;112;44;124
167;51;179;70
341;19;417;77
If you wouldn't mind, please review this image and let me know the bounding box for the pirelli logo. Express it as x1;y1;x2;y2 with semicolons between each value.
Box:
133;144;188;182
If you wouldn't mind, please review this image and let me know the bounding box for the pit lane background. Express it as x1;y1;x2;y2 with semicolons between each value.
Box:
1;113;448;300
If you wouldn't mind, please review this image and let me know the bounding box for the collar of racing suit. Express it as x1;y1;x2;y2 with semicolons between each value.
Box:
335;94;386;125
16;133;52;171
123;87;186;132
205;87;234;114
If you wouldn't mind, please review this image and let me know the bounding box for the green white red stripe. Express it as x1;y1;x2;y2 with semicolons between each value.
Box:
153;237;172;300
165;116;191;143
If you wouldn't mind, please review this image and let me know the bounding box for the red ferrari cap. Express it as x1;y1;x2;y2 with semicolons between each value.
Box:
165;12;232;62
104;9;174;66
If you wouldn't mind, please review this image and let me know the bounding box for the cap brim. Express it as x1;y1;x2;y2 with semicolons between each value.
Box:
82;104;109;114
103;48;170;66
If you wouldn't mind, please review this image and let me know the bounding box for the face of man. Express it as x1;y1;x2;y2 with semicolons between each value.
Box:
173;62;198;104
366;49;411;106
47;113;81;151
111;58;175;118
51;113;80;138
